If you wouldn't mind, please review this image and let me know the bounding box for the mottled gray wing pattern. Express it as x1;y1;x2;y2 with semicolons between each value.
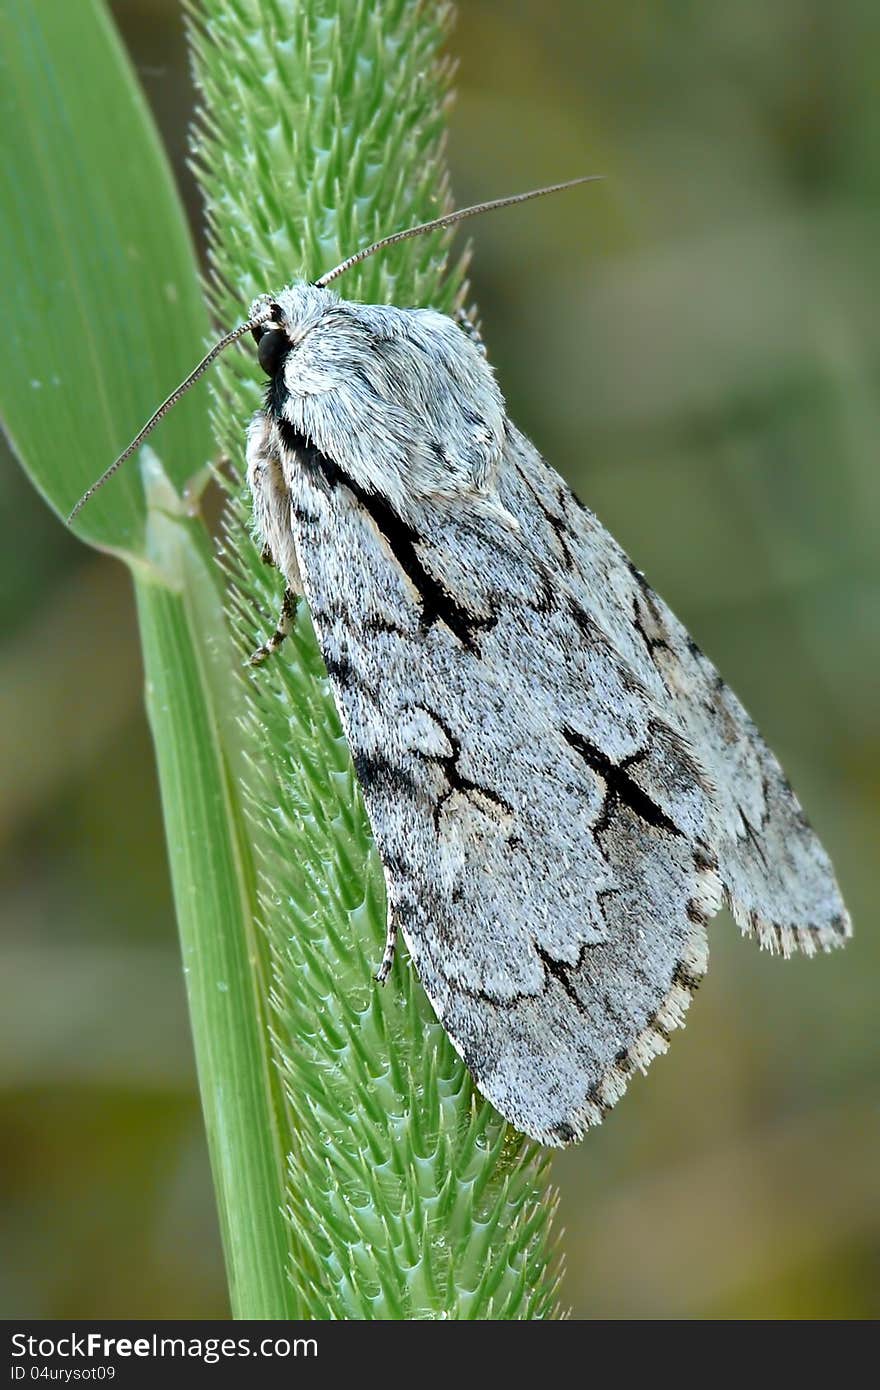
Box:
497;424;851;960
245;283;849;1145
278;430;726;1144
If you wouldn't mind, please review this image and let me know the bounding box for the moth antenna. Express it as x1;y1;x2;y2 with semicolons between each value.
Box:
67;311;274;524
314;175;603;289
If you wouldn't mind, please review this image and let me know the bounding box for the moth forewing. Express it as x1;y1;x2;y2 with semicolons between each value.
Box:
244;283;850;1145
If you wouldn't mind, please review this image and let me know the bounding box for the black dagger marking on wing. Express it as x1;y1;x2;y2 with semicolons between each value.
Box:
562;728;683;838
277;420;495;651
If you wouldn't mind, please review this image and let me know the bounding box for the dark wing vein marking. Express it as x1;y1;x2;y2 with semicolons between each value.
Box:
533;942;585;1010
738;804;769;869
411;704;513;832
631;594;672;661
445;938;595;1011
562;727;683;838
353;750;419;799
513;453;579;570
277;420;494;651
323;653;357;687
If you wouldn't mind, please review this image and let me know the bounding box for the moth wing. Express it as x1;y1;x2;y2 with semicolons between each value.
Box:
500;425;851;958
280;430;726;1144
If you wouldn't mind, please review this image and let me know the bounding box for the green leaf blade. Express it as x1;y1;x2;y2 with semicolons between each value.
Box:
0;0;212;554
134;466;298;1319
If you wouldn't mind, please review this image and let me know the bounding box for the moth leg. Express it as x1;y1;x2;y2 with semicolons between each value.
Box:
375;912;398;984
248;585;298;666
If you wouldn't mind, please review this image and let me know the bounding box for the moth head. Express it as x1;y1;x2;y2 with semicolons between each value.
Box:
248;285;337;382
249;296;287;375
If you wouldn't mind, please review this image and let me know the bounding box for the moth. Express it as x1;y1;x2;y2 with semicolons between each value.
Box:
71;180;851;1145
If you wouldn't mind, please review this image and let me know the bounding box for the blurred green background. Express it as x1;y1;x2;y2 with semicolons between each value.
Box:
2;0;877;1318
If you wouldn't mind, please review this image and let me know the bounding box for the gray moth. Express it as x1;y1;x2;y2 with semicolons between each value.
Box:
71;184;852;1146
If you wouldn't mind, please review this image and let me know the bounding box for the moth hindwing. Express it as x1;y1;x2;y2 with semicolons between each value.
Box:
243;282;851;1146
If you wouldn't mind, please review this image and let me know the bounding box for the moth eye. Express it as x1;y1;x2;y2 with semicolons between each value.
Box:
257;328;290;376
